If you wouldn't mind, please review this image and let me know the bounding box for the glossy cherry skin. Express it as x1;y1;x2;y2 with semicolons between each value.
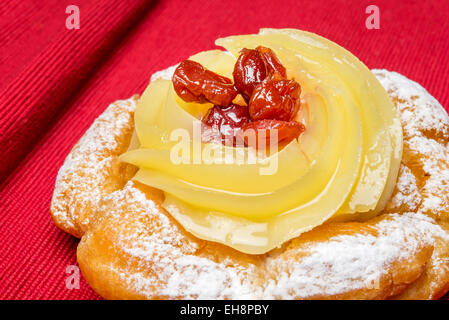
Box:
202;104;251;144
233;46;289;103
241;119;305;146
255;46;287;79
232;48;268;102
249;79;301;121
173;60;238;106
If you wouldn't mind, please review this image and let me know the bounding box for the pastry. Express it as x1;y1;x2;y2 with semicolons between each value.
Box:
51;29;449;299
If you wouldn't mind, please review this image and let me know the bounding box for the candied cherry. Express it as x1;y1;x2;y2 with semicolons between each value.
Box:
241;119;305;146
172;47;305;149
202;104;251;144
255;46;287;79
233;46;289;102
232;48;268;101
172;60;238;107
249;79;301;121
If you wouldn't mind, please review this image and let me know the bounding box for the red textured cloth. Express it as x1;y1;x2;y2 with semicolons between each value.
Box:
0;0;448;300
0;0;153;182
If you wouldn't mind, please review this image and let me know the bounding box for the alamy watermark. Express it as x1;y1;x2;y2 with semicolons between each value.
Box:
65;5;80;30
65;265;80;289
168;122;281;175
365;5;380;29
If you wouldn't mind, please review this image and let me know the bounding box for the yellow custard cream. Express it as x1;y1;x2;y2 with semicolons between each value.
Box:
120;29;402;254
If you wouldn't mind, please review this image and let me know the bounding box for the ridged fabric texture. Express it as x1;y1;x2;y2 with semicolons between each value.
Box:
0;0;448;299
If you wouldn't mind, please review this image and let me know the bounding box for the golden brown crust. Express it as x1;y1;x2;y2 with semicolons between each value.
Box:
77;197;435;299
394;220;449;299
52;70;449;299
50;96;139;237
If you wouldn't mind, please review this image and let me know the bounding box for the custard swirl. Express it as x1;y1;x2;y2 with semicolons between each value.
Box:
120;29;402;254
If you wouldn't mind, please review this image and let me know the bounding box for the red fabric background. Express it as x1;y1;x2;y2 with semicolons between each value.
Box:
0;0;448;300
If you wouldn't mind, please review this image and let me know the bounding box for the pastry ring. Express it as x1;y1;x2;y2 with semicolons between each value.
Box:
51;66;449;299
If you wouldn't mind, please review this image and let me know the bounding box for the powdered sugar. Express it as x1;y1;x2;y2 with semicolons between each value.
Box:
373;70;449;140
100;181;448;299
264;212;447;299
373;70;449;217
100;182;259;299
387;165;421;211
409;135;449;214
150;65;176;82
51;97;137;234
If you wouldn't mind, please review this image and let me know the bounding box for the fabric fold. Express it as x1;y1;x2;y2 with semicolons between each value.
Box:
0;0;154;183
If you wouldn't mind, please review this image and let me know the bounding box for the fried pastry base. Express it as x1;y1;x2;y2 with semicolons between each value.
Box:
51;70;449;299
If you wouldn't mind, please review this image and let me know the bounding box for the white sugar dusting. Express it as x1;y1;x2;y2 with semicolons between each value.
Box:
102;181;448;299
150;65;176;82
387;165;421;211
102;182;259;299
264;212;448;299
373;70;449;140
373;69;449;217
51;97;137;233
